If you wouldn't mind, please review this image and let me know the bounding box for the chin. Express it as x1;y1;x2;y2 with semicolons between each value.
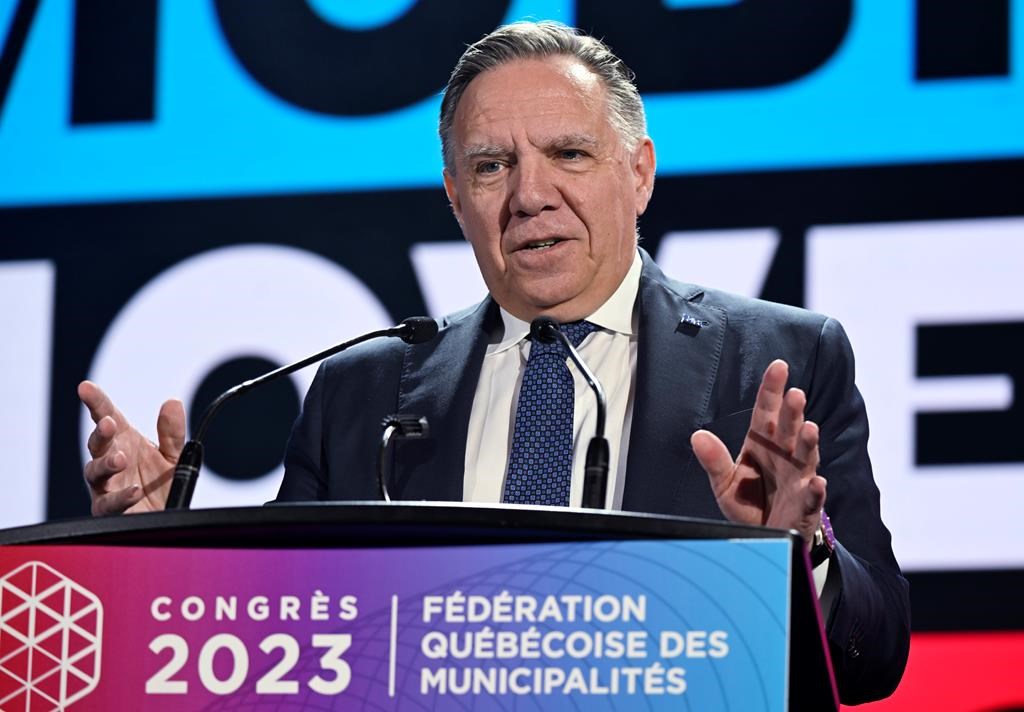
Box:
499;275;596;321
528;300;592;323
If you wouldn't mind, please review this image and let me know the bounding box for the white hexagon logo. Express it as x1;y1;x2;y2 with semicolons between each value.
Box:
0;561;103;710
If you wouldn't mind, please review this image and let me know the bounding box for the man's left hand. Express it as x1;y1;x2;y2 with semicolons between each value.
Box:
690;359;826;548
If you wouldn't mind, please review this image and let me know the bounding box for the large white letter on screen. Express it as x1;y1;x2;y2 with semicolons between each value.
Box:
0;261;54;526
808;218;1024;571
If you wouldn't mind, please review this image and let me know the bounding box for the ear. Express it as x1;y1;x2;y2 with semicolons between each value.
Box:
631;137;656;217
442;169;464;226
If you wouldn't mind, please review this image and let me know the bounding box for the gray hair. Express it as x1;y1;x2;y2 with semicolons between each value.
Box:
439;21;647;173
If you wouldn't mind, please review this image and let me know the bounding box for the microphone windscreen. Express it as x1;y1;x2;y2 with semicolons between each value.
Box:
399;316;439;344
529;316;560;343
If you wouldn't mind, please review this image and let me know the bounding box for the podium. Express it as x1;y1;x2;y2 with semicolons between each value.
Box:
0;503;837;710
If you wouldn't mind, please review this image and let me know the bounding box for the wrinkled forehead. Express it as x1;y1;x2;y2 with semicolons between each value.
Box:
453;57;608;134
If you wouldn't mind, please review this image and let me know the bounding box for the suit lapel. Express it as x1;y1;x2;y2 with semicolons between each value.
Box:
622;254;727;515
393;299;496;501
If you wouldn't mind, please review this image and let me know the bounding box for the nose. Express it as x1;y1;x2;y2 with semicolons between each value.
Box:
508;157;562;218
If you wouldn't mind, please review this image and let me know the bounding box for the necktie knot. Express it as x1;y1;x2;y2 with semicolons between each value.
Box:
562;320;599;348
529;320;598;356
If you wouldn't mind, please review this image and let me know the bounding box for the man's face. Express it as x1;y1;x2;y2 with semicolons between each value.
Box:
443;57;655;322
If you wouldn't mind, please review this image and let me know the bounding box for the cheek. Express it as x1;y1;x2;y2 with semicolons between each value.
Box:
585;198;631;247
464;198;508;246
463;220;507;277
463;216;502;256
576;175;629;224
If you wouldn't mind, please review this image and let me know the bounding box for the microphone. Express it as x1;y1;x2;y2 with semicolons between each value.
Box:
530;317;610;509
165;316;439;510
377;414;430;502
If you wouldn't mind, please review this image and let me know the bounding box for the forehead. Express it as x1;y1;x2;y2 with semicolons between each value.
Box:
453;57;610;144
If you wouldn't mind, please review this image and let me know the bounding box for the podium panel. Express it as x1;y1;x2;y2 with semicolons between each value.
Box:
0;503;836;711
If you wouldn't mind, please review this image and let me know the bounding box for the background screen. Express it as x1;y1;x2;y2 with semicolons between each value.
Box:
1;2;1022;706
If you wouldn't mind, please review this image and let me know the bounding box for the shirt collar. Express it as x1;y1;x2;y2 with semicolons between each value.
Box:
490;250;642;354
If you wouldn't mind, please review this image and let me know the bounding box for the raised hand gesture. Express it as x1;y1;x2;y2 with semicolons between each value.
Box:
78;381;185;515
690;360;826;547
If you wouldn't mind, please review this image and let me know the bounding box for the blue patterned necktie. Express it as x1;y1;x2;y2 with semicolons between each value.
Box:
503;320;599;506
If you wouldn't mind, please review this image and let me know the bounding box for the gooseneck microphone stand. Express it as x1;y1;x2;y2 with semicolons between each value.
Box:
165;317;438;510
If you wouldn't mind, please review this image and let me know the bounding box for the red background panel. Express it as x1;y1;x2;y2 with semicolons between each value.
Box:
843;632;1024;711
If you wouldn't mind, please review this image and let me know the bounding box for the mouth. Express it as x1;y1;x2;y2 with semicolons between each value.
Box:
517;238;564;252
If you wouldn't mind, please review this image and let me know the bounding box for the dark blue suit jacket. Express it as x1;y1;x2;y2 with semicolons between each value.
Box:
278;250;910;703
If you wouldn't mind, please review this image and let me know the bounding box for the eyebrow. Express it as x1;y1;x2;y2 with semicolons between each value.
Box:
460;134;602;164
544;133;600;151
461;144;510;162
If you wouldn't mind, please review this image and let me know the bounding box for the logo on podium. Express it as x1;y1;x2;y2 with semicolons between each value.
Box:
0;561;103;710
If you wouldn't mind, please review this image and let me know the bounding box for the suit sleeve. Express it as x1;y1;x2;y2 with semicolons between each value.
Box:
806;317;911;704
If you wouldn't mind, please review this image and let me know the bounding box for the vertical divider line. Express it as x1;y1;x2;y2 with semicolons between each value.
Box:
389;595;398;697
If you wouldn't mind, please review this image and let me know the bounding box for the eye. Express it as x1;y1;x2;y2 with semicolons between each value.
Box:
558;149;587;161
475;160;504;175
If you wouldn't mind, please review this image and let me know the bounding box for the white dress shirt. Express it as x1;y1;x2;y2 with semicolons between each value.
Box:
463;253;642;508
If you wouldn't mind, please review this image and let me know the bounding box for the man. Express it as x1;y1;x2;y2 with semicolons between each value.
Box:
80;21;909;703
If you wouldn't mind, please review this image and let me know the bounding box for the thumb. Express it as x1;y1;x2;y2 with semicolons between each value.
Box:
157;399;186;460
690;430;735;495
807;476;828;517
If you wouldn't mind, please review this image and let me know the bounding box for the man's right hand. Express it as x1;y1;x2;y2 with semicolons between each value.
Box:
78;381;186;515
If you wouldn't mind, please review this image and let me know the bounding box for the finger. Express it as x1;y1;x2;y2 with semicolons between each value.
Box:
157;399;186;459
749;360;789;437
793;420;821;475
807;475;827;514
691;430;736;494
83;450;127;488
86;415;117;458
775;387;806;456
798;479;828;548
78;381;119;425
92;484;142;516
